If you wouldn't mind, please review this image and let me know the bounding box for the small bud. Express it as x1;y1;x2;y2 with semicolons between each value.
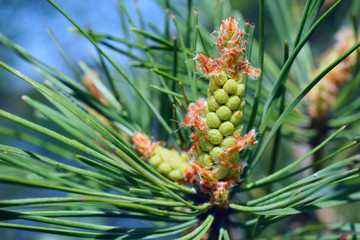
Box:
206;112;221;129
207;129;223;145
236;84;245;96
215;73;227;86
207;96;220;112
209;147;225;163
220;136;236;149
158;162;172;175
213;166;230;180
226;95;241;110
168;154;183;169
169;169;182;180
214;89;229;104
199;135;213;152
230;111;244;125
223;79;238;94
199;153;213;168
219;121;235;136
216;106;232;120
149;155;162;167
209;78;219;93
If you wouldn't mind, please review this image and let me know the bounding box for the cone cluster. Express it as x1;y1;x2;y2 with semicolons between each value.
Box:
184;73;257;196
307;28;358;120
132;132;194;181
183;17;261;205
148;146;193;181
190;72;247;182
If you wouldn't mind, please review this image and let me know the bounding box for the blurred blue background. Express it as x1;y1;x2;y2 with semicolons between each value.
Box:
0;0;164;97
